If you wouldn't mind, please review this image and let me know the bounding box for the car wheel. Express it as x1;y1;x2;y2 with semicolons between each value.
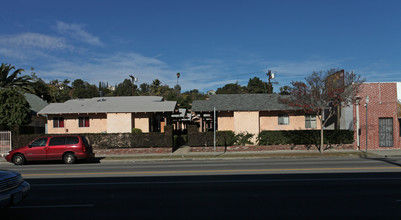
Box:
13;154;25;165
63;153;76;164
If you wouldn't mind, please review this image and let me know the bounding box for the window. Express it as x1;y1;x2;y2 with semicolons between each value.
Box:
379;118;393;147
81;136;89;147
66;136;79;145
49;137;66;146
278;114;289;125
30;138;48;147
79;117;90;127
53;117;64;128
305;114;317;128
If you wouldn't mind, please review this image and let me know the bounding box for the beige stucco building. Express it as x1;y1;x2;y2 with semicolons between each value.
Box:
192;94;321;143
38;96;177;134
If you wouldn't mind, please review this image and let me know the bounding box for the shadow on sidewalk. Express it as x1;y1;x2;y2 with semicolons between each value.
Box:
359;153;401;167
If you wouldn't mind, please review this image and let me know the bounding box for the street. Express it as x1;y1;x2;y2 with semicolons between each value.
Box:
3;157;401;219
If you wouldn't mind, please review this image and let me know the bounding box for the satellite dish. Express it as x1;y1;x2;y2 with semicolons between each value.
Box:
271;73;275;79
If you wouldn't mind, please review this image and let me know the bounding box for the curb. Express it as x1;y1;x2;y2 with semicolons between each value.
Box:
0;151;397;164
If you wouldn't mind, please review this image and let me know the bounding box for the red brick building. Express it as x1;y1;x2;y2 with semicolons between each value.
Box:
353;82;401;150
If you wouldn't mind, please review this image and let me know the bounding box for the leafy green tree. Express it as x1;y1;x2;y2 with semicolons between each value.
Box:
0;63;34;93
216;82;245;94
30;70;51;102
174;84;181;94
71;79;99;98
98;81;111;96
287;69;364;152
279;86;290;95
166;89;207;109
0;88;31;134
48;79;72;102
31;78;51;102
246;77;268;93
150;79;162;95
114;79;135;96
139;83;150;95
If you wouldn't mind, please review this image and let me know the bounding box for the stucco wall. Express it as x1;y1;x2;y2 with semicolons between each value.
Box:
133;113;150;133
259;111;321;131
107;113;132;133
48;114;107;134
217;111;234;131
234;111;259;134
234;111;259;144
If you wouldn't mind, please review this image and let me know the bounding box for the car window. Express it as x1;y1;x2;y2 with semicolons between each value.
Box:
49;137;66;146
66;137;79;145
30;138;48;147
81;136;90;147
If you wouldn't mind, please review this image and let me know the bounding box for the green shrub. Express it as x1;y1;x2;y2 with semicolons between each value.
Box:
216;131;236;146
235;132;254;146
257;130;354;146
132;128;142;134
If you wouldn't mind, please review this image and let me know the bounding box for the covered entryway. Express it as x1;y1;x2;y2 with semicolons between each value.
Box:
379;118;394;147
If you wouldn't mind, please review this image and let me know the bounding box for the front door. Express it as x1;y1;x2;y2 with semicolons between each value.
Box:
379;118;393;147
24;137;48;161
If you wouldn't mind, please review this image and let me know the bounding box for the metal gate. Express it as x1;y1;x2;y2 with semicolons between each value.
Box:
0;131;12;157
379;118;393;147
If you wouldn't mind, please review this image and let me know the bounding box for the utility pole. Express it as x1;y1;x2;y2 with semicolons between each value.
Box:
266;70;278;94
129;75;138;96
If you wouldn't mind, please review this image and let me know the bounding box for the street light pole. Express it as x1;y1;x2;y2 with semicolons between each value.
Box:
214;107;216;155
365;96;369;153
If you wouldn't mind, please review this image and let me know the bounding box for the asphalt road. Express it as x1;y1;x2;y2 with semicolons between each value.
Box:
3;157;401;178
3;157;401;219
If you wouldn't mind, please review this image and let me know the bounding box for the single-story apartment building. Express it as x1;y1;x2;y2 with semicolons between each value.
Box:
38;96;177;134
191;94;322;143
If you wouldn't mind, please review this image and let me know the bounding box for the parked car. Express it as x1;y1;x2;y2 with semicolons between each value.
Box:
0;170;30;208
5;135;95;165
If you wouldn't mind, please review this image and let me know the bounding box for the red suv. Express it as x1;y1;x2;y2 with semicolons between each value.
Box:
5;135;95;165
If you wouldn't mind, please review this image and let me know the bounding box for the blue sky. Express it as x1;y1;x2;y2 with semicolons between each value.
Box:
1;0;401;92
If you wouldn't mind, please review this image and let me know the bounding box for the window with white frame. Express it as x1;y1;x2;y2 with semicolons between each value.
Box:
305;114;317;128
278;114;289;125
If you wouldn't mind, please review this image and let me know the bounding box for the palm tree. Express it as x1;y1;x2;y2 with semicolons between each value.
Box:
0;63;34;93
176;72;180;85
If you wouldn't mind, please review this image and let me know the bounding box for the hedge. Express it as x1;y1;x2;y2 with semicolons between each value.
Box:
11;125;174;149
257;130;354;146
187;125;252;147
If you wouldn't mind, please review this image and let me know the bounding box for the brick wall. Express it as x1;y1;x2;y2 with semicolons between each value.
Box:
354;82;401;150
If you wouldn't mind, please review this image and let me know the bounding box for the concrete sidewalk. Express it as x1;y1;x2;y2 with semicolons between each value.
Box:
94;149;379;161
368;150;401;157
1;149;401;164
